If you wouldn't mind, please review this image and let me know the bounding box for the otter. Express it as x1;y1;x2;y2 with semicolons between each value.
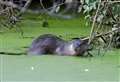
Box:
28;34;91;56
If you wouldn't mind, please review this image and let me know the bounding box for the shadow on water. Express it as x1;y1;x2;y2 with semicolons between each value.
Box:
0;52;26;55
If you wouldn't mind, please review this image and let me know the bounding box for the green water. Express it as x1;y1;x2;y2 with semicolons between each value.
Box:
0;55;119;81
0;15;120;81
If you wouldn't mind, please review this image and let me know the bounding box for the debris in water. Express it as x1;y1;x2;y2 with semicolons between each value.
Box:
84;69;89;72
31;66;34;70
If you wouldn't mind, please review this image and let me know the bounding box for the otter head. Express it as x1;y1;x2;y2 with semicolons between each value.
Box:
71;39;90;56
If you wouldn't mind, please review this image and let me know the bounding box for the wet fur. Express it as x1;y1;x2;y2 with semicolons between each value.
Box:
28;34;91;56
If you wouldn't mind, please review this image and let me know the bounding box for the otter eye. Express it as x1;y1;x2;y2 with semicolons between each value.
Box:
76;42;81;46
73;40;81;47
73;43;80;49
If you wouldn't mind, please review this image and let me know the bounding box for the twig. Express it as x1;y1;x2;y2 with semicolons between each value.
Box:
18;0;32;15
88;0;102;44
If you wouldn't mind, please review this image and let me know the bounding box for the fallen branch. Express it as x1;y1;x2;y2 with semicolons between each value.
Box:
82;27;120;41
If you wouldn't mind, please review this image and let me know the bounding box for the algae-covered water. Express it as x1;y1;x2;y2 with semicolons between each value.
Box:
0;15;120;81
0;54;119;81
